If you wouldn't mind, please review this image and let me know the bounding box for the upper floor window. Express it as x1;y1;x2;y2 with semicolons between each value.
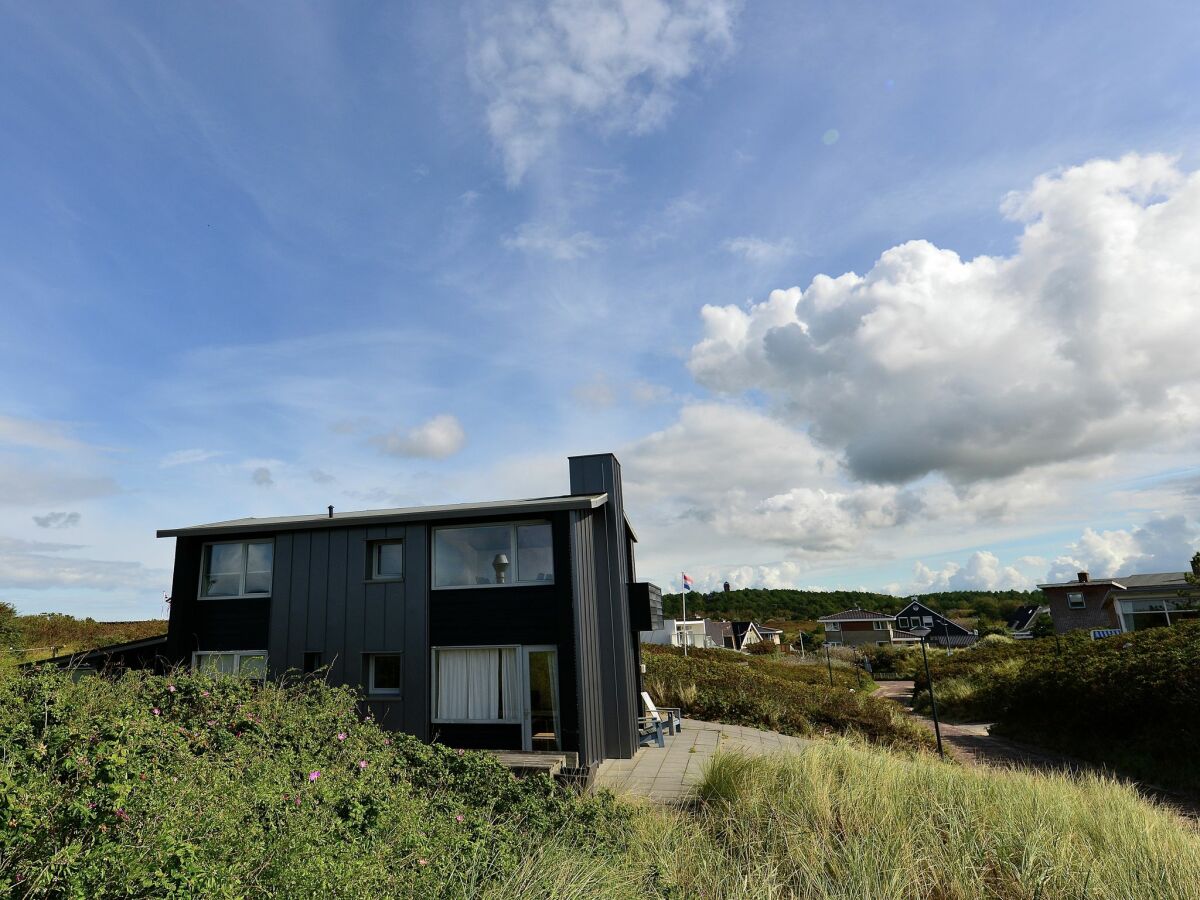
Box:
370;540;404;581
200;540;273;599
433;522;553;589
1067;592;1085;609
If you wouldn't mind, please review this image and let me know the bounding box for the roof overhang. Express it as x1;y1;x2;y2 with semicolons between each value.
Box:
158;493;609;538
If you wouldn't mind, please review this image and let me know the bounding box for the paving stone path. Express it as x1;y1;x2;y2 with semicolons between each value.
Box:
594;718;811;803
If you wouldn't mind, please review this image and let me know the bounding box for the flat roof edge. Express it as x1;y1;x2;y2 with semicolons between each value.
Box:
157;493;608;538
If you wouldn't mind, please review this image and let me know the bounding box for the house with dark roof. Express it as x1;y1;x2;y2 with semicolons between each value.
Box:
1037;570;1199;636
87;452;661;780
1006;604;1050;638
894;600;977;648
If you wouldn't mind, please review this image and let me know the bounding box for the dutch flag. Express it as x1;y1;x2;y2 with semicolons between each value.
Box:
682;572;694;591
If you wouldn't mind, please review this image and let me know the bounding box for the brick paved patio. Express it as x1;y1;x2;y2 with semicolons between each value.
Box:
594;718;812;802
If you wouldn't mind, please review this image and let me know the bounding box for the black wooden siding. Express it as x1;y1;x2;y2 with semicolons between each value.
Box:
569;508;605;769
569;454;639;760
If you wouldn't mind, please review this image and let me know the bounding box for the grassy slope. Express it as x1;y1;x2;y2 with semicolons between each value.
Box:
643;645;933;751
3;615;167;664
3;664;1199;898
912;623;1200;790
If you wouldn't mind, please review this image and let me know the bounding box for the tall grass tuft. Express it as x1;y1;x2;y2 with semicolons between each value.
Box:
686;744;1200;899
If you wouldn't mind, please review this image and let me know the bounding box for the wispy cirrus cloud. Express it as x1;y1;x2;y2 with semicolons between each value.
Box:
502;223;603;260
159;448;221;468
723;235;796;264
468;0;742;185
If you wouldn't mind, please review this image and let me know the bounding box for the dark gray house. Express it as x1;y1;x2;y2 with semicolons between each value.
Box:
154;452;660;777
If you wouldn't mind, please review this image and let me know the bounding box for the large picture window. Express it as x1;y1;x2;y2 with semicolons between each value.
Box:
200;540;273;599
432;522;553;588
432;647;520;722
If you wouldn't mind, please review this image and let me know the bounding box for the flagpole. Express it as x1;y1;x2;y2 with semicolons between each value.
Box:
681;574;688;658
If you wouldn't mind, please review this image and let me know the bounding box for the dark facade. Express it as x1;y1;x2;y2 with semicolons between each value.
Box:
895;601;976;647
156;453;653;774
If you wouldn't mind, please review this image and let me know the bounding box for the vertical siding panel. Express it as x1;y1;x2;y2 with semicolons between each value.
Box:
325;529;348;683
306;531;330;652
383;525;406;652
287;531;311;672
343;528;367;689
402;525;429;739
267;534;293;676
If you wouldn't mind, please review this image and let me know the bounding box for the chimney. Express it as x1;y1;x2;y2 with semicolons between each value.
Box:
328;505;334;519
1077;571;1089;583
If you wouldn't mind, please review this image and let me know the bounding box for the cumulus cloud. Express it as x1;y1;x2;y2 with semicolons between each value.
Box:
32;511;81;529
160;448;220;468
251;467;274;487
690;154;1200;484
1046;515;1199;581
723;235;796;264
502;223;603;259
469;0;740;184
370;414;466;460
910;551;1040;593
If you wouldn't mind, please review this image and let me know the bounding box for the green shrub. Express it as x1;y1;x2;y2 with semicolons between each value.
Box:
642;645;930;751
0;665;631;897
912;623;1200;789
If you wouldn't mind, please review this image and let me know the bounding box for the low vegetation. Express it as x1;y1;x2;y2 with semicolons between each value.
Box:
911;622;1200;790
0;602;166;664
661;587;1042;642
4;663;1199;898
643;645;932;751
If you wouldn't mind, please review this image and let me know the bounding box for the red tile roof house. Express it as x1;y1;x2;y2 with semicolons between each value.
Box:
1037;570;1200;637
817;609;922;648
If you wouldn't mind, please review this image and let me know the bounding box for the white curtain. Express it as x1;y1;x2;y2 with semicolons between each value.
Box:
500;648;520;720
467;649;500;720
436;650;471;720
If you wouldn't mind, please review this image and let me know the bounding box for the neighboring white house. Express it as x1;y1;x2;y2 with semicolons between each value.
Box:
640;618;719;649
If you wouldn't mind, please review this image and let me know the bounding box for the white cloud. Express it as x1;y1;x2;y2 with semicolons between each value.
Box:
468;0;741;184
690;154;1200;484
502;223;603;260
910;551;1038;593
0;536;168;592
723;235;796;264
0;413;88;452
159;448;221;468
370;414;466;460
32;511;81;529
1046;515;1199;581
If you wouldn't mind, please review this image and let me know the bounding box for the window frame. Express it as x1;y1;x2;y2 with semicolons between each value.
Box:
191;650;269;679
198;539;274;600
824;640;842;647
873;620;890;631
431;520;555;590
824;621;841;632
1067;592;1085;610
366;653;403;697
369;540;405;582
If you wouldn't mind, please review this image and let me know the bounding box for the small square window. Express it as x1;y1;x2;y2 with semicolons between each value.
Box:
370;541;404;580
1067;592;1085;609
368;654;402;696
825;622;840;632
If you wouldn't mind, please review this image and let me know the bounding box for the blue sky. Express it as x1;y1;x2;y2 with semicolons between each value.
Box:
2;1;1200;618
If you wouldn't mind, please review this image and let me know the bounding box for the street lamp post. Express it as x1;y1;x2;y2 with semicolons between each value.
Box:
921;636;945;758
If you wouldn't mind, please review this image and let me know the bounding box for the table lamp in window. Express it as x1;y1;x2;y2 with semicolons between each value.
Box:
492;553;510;584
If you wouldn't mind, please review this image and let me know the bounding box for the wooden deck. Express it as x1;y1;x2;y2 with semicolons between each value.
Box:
485;750;578;776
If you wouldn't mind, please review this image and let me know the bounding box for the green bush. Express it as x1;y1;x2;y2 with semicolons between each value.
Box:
642;646;931;751
0;665;631;897
912;623;1200;789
